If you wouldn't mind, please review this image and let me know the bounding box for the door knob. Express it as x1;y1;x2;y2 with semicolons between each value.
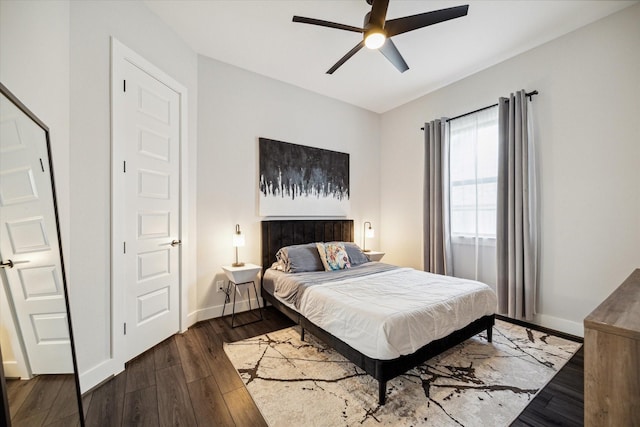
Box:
0;259;14;269
171;240;182;247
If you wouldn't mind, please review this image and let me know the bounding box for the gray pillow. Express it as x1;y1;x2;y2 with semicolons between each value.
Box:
276;243;324;273
327;241;370;266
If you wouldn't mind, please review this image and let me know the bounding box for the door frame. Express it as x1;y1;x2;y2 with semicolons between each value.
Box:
110;37;189;371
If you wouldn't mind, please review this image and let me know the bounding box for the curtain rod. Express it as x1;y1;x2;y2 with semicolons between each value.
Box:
420;90;538;131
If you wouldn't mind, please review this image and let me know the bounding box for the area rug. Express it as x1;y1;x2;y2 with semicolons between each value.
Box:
223;320;581;426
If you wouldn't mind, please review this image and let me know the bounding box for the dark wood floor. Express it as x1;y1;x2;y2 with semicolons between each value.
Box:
77;307;584;426
6;374;82;426
82;307;294;427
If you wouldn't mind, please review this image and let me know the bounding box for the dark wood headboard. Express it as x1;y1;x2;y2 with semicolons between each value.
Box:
261;220;354;271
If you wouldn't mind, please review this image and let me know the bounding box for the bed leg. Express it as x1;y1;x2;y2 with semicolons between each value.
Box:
487;325;493;343
378;380;386;405
300;327;305;342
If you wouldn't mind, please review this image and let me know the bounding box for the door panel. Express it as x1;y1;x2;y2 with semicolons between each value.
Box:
121;60;180;361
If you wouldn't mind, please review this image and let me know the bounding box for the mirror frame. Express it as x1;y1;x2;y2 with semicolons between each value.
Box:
0;82;84;426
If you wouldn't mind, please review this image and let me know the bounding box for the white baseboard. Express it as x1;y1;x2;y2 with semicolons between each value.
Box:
78;358;124;394
533;313;584;338
186;310;199;329
2;360;29;379
191;298;264;324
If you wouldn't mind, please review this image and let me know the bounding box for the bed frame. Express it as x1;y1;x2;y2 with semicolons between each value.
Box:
260;219;495;405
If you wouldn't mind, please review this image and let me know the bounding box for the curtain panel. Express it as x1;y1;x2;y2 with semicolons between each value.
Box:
496;90;538;320
423;119;452;275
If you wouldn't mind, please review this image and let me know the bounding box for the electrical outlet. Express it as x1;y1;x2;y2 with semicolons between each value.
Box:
216;280;225;292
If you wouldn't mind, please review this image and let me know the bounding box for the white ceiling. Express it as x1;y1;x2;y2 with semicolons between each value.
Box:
144;0;636;113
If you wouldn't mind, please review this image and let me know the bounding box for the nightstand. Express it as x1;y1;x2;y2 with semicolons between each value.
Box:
365;251;385;261
221;263;262;328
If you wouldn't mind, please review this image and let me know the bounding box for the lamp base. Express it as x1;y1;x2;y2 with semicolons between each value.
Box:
232;262;245;267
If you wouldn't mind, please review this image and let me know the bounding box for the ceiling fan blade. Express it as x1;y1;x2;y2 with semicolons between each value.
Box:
384;5;469;37
293;16;364;33
327;41;365;74
368;0;389;28
379;38;409;73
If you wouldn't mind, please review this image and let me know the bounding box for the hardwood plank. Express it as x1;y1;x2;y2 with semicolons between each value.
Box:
126;347;156;393
12;375;64;424
155;364;197;427
84;372;126;427
193;322;245;394
175;328;211;383
12;408;48;426
223;385;268;427
82;390;93;419
153;335;181;371
6;377;39;419
122;385;159;427
187;376;235;427
43;375;82;425
43;412;82;427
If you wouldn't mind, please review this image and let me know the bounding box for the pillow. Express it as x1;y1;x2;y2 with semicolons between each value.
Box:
316;242;351;271
275;243;324;273
270;260;285;271
328;241;370;266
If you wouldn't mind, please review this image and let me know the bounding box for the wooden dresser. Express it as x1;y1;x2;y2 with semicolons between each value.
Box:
583;269;640;426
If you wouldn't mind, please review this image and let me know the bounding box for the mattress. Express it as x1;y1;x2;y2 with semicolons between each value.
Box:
263;262;497;360
263;263;497;360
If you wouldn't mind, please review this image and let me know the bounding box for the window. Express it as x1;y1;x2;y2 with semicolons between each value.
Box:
449;106;499;239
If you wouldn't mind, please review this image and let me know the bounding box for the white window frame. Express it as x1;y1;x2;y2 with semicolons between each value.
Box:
448;106;498;244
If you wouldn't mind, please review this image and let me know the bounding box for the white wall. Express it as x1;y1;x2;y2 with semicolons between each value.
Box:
68;0;198;390
380;3;640;336
196;56;381;319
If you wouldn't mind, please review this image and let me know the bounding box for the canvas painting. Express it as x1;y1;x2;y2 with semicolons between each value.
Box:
259;137;350;216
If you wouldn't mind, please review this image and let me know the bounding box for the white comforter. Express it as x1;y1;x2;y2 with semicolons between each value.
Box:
273;265;497;360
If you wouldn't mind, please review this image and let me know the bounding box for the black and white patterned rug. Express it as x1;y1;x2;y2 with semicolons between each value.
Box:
224;320;581;426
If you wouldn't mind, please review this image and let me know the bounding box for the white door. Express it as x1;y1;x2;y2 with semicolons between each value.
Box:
0;93;72;374
117;60;181;361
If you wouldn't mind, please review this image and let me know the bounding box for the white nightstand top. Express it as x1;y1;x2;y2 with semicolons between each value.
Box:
364;251;385;261
222;263;261;283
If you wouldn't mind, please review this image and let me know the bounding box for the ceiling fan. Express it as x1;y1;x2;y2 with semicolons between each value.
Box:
293;0;469;74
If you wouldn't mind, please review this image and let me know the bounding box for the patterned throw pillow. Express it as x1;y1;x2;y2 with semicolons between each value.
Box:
316;242;351;271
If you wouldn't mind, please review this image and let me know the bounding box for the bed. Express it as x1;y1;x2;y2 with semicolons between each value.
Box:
260;219;496;404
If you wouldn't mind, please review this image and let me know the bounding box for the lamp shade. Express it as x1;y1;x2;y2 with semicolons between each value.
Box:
233;224;245;247
232;224;245;267
363;221;374;252
232;232;245;247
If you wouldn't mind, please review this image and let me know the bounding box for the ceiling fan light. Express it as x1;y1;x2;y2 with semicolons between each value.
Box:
364;31;386;49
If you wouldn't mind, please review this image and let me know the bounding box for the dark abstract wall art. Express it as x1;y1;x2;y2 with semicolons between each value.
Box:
259;138;350;216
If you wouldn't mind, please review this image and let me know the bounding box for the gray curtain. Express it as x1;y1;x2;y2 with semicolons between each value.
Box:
423;119;452;275
497;90;538;320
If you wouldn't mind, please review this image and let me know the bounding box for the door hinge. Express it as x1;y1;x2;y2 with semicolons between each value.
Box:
123;241;126;254
124;323;127;335
123;79;126;92
39;158;45;172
